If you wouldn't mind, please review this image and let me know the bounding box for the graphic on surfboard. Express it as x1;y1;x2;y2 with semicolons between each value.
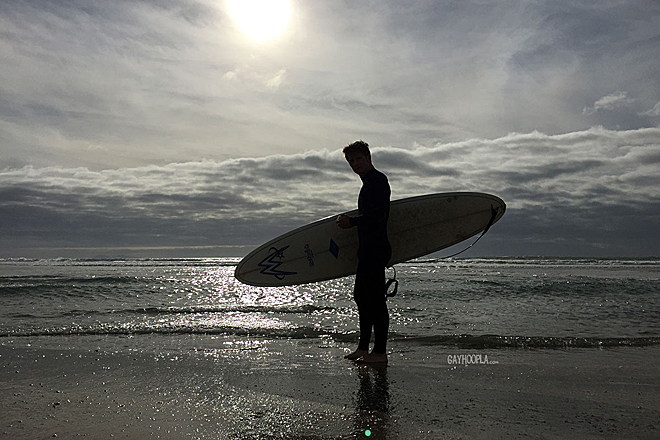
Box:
235;192;506;287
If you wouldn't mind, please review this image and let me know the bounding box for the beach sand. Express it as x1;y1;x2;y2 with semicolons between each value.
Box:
2;337;659;440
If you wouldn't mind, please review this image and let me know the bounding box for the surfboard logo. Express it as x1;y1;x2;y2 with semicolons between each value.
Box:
304;244;314;267
329;239;339;259
258;245;298;280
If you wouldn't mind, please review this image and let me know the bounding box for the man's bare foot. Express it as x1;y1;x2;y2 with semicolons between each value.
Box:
344;349;368;360
356;351;388;364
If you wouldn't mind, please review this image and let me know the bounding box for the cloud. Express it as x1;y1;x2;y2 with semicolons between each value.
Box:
2;128;659;257
583;91;636;115
640;101;660;117
1;1;659;258
2;0;659;171
266;68;287;91
585;92;634;115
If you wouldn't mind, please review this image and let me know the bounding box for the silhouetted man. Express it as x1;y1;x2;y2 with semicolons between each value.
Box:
338;140;391;364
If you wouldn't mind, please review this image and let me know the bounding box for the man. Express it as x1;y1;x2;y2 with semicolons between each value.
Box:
337;140;392;364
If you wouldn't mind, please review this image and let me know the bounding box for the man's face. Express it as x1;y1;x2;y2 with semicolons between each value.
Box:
345;153;372;176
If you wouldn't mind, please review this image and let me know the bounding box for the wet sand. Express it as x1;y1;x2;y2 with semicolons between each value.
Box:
1;337;659;439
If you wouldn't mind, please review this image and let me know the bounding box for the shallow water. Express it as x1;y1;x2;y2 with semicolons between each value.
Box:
1;257;658;350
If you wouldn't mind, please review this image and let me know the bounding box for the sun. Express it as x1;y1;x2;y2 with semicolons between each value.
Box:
227;0;291;42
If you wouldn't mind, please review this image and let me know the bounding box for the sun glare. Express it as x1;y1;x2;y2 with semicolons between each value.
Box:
227;0;291;42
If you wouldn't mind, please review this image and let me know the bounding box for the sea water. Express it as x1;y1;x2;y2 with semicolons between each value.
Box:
1;257;658;353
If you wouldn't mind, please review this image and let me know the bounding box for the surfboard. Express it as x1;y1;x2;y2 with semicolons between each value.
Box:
234;192;505;287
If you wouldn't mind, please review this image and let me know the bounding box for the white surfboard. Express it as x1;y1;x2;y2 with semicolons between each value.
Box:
235;192;505;287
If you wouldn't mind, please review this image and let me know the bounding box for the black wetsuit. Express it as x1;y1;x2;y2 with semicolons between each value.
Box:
349;168;392;354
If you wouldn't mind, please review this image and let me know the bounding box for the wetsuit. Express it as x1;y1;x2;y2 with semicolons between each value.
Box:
349;168;392;354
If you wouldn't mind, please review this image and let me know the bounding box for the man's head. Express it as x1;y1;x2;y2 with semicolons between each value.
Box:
343;140;373;176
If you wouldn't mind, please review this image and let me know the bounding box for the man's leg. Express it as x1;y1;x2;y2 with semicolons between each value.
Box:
354;268;373;351
355;263;389;364
365;264;388;361
372;284;389;354
345;265;373;359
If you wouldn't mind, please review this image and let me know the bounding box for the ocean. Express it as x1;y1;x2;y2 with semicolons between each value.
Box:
1;257;659;439
2;257;658;347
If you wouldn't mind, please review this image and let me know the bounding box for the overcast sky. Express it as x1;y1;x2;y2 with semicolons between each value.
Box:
1;0;659;258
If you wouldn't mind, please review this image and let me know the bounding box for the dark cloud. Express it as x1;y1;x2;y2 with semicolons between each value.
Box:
1;128;659;257
493;159;604;185
375;149;460;178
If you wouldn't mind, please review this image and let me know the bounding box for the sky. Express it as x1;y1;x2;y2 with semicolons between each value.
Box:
1;0;659;258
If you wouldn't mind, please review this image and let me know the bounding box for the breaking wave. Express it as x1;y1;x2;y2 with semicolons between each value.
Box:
2;325;658;349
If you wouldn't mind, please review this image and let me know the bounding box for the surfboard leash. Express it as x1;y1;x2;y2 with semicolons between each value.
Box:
441;204;500;259
385;205;499;299
385;266;398;298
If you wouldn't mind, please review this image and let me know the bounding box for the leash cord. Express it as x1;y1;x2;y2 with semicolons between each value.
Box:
385;205;500;299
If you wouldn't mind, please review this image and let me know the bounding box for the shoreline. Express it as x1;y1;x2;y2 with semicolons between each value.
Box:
2;336;659;439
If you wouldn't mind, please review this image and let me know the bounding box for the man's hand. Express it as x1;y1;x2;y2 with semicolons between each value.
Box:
337;214;352;229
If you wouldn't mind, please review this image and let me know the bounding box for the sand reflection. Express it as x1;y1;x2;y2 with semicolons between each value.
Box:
352;364;393;439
